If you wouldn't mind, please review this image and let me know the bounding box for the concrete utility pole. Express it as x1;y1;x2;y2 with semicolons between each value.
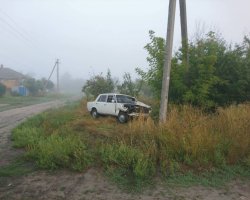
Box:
159;0;177;123
179;0;189;68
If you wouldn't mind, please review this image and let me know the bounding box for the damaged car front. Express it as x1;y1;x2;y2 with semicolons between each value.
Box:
116;94;151;118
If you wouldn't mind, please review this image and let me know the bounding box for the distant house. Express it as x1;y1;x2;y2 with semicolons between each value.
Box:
0;64;28;96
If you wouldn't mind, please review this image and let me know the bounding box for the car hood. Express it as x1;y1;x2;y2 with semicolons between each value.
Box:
135;101;151;109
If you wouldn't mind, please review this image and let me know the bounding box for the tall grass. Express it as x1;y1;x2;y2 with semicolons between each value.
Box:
12;105;92;171
12;101;250;188
101;104;250;179
27;133;91;170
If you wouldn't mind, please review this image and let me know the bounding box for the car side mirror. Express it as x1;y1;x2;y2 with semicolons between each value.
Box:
112;99;115;103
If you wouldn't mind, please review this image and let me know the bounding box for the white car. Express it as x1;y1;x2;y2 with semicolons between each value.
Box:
87;93;151;123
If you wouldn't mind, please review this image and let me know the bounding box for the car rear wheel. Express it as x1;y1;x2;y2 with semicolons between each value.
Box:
117;112;128;123
91;108;98;119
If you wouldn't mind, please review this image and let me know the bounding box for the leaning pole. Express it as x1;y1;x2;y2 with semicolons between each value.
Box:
159;0;177;123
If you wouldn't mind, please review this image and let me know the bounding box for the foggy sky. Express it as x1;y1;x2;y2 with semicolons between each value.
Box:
0;0;250;82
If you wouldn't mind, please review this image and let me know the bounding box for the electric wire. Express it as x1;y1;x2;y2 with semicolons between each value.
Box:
0;10;59;77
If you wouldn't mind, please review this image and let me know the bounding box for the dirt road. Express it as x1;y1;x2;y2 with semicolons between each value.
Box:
0;102;249;200
0;100;65;167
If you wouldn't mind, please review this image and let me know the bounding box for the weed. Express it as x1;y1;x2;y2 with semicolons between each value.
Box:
0;159;33;177
100;143;156;178
11;100;250;189
105;167;153;193
165;165;250;187
12;105;92;171
26;134;92;170
0;94;70;111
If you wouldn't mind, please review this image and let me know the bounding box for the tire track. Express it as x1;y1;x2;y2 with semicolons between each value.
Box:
0;100;65;166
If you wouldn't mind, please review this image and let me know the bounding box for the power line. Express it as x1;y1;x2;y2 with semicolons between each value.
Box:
0;10;55;59
0;16;32;45
0;10;59;77
0;9;33;39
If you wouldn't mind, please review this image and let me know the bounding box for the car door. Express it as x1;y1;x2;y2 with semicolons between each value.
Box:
95;94;107;114
103;95;117;116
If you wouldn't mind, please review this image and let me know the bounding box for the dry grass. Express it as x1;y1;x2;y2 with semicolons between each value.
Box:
103;103;250;175
45;101;250;172
12;100;250;181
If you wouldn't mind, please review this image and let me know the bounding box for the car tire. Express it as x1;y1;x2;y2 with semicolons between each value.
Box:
117;112;128;123
91;108;98;119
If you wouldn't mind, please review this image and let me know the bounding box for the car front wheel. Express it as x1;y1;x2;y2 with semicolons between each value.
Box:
117;112;128;123
91;108;98;119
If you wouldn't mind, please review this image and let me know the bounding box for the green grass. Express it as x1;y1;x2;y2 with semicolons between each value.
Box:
166;165;250;187
12;104;92;171
0;159;33;177
0;93;70;111
105;167;154;193
11;101;250;191
100;143;156;179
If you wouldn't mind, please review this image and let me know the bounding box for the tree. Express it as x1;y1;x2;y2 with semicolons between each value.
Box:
41;78;54;91
137;30;250;111
180;31;223;109
82;70;115;98
136;30;165;100
0;82;6;97
23;77;54;96
117;72;142;97
211;36;250;105
106;69;115;93
23;78;38;95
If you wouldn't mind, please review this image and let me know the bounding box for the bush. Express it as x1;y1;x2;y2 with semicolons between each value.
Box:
100;143;156;179
12;106;92;171
0;82;6;96
28;134;91;170
12;127;42;148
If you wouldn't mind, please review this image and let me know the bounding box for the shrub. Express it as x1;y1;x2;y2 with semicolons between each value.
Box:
12;127;42;148
12;105;91;171
28;134;91;170
0;82;6;96
100;143;156;179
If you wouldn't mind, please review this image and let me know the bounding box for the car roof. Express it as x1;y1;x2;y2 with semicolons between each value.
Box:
98;93;135;97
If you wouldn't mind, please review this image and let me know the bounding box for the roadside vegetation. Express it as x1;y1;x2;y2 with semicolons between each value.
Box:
9;30;250;191
0;159;33;177
82;31;250;117
0;93;70;112
11;100;250;191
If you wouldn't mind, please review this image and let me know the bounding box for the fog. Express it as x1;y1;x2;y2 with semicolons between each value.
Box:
60;72;84;94
0;0;250;85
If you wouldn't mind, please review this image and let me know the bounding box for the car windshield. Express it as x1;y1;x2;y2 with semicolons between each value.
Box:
116;95;135;103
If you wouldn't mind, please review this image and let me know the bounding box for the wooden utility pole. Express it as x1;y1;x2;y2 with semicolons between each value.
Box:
45;59;60;93
159;0;177;123
179;0;189;67
56;59;59;93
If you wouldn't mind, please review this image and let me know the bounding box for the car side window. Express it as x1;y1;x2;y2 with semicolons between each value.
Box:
97;95;107;102
107;95;114;103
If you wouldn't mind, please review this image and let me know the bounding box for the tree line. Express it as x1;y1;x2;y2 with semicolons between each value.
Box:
82;69;144;99
0;77;54;97
83;30;250;111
